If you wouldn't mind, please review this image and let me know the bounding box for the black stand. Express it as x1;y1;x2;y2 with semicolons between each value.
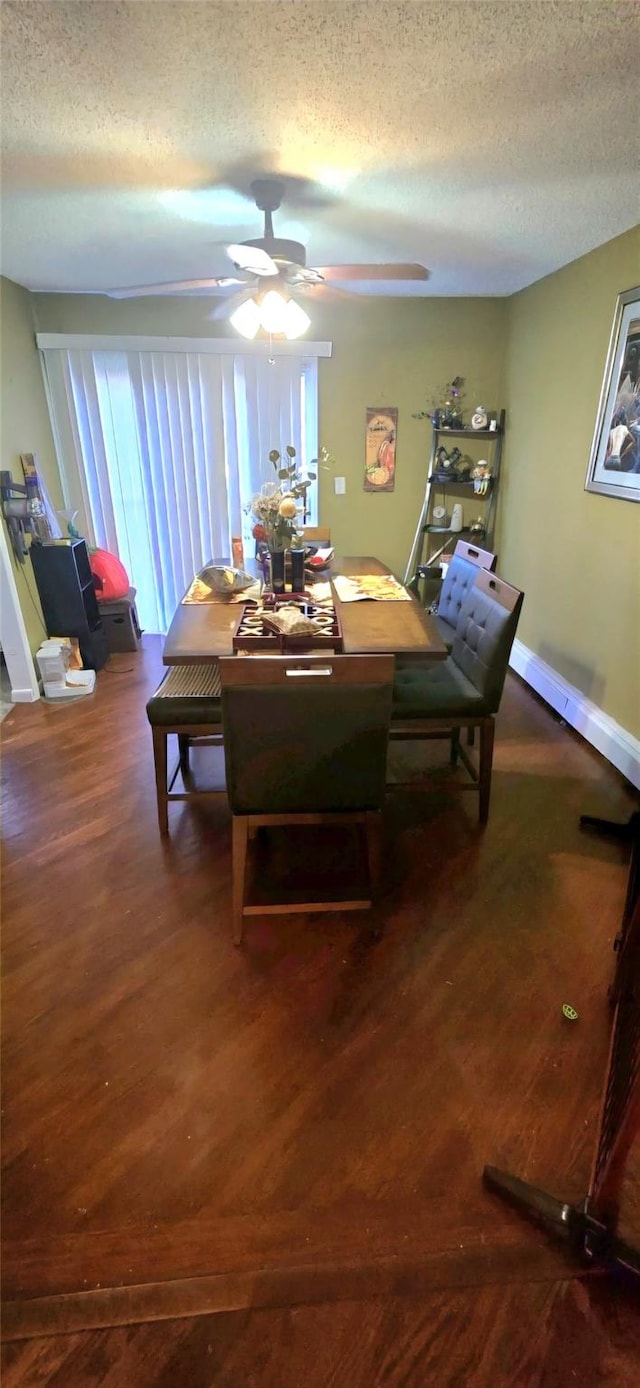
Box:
580;814;640;985
482;1167;640;1276
483;810;640;1278
579;812;640;844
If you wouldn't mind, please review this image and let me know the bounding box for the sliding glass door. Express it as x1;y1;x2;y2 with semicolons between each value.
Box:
42;342;320;632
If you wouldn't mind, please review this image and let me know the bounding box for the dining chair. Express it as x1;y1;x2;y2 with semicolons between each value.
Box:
390;569;524;824
301;526;331;543
219;653;394;943
435;540;498;651
146;663;224;835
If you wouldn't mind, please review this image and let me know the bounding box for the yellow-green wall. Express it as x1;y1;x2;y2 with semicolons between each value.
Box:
0;277;62;652
502;227;640;738
32;292;509;579
314;299;507;578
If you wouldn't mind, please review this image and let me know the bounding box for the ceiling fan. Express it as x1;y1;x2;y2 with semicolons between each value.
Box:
106;179;430;338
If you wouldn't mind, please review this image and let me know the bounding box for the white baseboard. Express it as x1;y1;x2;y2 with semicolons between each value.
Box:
10;686;40;703
509;638;640;791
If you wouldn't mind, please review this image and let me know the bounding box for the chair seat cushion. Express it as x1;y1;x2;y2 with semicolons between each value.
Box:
392;658;489;720
146;663;222;726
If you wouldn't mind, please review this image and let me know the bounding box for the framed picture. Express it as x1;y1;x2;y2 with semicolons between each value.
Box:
364;408;397;492
585;286;640;501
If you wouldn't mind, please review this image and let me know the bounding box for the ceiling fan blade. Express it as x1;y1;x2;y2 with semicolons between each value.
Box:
106;277;245;299
282;264;325;288
315;263;430;282
227;243;278;277
209;287;254;321
299;282;355;301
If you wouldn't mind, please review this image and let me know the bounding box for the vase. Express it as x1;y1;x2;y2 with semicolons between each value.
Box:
289;548;305;594
269;547;286;595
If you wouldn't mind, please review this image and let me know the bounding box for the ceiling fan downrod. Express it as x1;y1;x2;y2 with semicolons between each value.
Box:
243;178;307;269
250;178;286;240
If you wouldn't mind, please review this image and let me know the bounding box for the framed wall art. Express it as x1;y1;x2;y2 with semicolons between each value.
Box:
585;285;640;501
364;408;397;492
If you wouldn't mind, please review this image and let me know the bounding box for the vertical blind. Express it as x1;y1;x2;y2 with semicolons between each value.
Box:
41;345;319;632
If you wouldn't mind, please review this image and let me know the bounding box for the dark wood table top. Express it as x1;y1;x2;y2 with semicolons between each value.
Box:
163;555;447;665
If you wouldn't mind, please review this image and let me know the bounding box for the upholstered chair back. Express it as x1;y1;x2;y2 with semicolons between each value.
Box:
220;655;394;815
451;570;524;712
437;541;498;637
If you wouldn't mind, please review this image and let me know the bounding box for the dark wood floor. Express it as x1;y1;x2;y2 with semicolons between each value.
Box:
2;637;639;1384
2;1277;640;1388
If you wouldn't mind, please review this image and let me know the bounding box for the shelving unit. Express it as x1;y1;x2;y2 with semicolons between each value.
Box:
404;410;505;598
30;539;109;671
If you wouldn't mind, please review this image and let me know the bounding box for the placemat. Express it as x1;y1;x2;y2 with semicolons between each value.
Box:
306;580;334;604
182;576;263;605
332;574;411;603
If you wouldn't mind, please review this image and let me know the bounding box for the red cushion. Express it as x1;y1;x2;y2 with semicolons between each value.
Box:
90;549;130;602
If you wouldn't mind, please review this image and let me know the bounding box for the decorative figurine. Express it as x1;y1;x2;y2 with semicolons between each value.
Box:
434;445;463;479
472;460;492;495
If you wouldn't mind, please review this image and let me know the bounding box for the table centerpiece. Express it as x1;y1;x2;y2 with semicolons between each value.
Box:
250;445;315;592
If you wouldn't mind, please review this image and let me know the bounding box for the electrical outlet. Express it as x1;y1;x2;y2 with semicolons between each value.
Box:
334;477;346;495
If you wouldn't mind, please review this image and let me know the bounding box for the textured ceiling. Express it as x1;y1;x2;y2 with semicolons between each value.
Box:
1;0;638;298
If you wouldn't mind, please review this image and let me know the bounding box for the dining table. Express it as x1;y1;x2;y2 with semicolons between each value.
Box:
162;555;447;666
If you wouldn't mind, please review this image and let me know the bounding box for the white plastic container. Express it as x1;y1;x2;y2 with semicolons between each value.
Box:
36;641;70;684
36;641;95;699
43;670;96;700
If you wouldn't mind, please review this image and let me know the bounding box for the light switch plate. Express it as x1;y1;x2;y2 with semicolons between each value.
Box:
334;476;346;495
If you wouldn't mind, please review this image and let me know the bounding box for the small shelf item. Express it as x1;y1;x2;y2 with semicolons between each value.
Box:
404;410;505;593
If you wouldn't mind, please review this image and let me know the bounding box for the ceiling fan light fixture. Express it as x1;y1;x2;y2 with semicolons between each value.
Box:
283;297;311;339
229;287;310;341
237;288;310;341
258;288;290;334
229;297;261;339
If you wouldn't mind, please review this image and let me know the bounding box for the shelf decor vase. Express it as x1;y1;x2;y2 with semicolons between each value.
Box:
268;548;286;595
289;548;305;593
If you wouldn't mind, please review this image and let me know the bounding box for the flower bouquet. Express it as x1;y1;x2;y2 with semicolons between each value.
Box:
413;376;466;429
250;446;316;553
249;445;318;591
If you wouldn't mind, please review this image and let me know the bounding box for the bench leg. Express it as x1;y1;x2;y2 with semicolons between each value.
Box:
232;816;249;945
178;734;190;775
365;810;382;892
152;727;169;836
479;719;495;825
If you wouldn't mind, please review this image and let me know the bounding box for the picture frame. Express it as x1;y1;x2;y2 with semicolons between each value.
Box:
363;408;397;492
585;285;640;501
